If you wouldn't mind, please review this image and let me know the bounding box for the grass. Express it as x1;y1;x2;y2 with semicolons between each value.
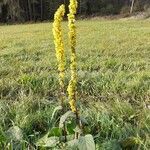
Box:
0;19;150;149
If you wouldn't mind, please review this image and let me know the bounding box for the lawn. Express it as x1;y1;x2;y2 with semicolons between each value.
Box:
0;19;150;149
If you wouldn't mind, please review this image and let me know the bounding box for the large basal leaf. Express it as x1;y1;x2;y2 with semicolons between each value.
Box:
59;111;75;128
48;127;62;137
6;126;23;141
78;134;95;150
36;135;59;148
60;134;75;142
67;134;95;150
67;139;79;150
51;106;62;121
67;120;76;134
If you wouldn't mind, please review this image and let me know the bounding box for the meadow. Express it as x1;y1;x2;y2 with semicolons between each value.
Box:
0;19;150;149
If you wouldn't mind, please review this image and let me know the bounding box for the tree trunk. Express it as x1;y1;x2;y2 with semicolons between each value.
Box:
130;0;135;14
78;0;82;14
33;1;35;21
28;0;32;21
40;0;43;21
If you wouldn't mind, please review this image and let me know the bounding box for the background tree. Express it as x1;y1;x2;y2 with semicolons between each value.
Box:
130;0;135;14
0;0;149;23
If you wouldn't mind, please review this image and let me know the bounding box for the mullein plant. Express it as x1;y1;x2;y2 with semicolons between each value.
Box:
53;0;84;142
38;1;95;148
52;5;65;107
52;4;67;141
67;0;78;114
67;0;82;139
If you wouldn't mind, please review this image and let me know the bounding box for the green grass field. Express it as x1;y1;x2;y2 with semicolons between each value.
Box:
0;19;150;149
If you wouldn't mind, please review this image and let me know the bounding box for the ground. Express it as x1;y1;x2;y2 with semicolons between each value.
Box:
0;19;150;149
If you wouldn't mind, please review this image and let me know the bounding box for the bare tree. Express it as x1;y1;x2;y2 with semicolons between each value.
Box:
28;0;32;20
40;0;43;20
130;0;135;14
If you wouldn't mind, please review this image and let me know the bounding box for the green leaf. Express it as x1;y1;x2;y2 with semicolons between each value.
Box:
78;134;95;150
59;111;75;128
6;126;23;141
36;136;59;147
48;127;62;137
66;135;95;150
60;134;75;142
51;106;62;121
67;120;76;134
67;139;79;150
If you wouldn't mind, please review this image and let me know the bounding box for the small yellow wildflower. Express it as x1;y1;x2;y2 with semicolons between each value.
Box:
52;5;65;90
67;0;78;112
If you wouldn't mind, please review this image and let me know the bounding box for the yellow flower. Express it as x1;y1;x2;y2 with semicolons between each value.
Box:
52;5;65;89
67;0;78;112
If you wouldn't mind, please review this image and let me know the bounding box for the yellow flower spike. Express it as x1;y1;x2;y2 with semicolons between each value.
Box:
52;5;65;102
67;0;78;112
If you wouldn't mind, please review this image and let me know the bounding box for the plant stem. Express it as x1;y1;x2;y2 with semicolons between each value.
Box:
60;87;67;142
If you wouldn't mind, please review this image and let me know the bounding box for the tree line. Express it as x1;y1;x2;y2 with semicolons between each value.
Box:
0;0;149;22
